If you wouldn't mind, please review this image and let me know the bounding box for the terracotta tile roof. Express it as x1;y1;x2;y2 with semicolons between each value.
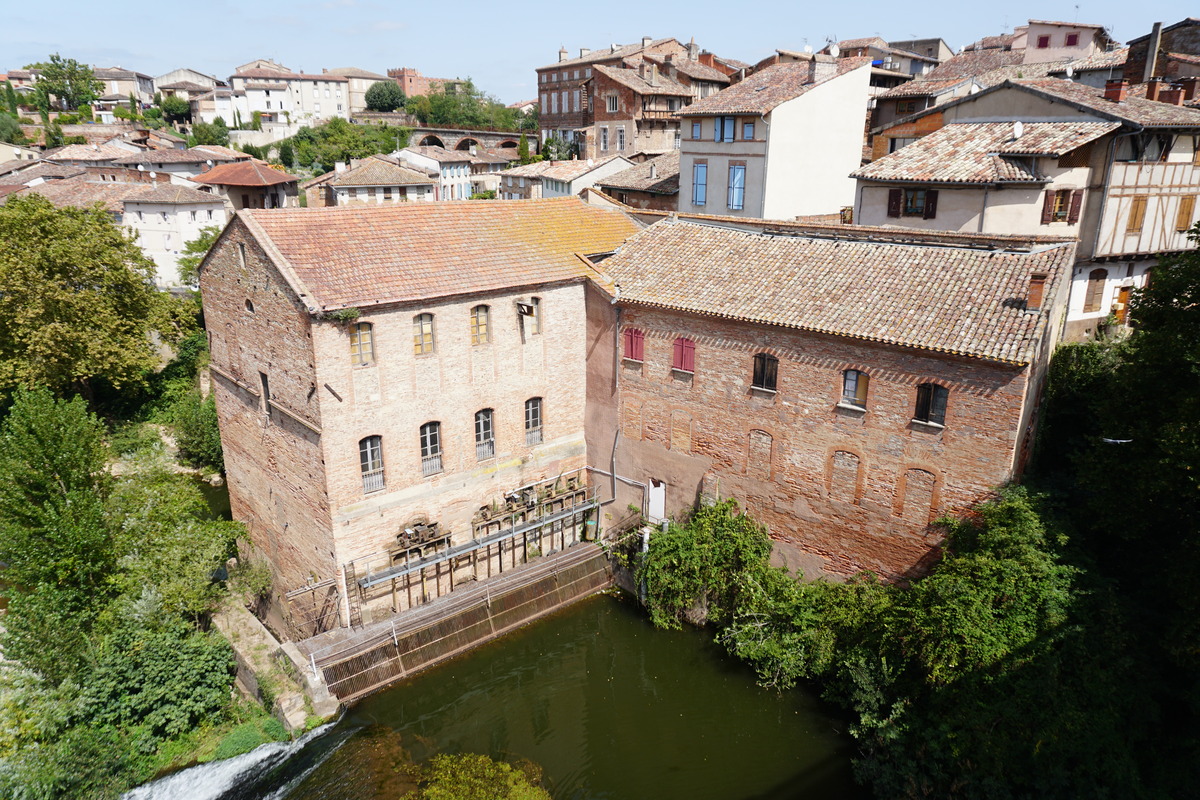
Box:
324;67;391;80
965;33;1017;51
470;149;516;165
853;121;1119;184
113;148;222;165
596;151;679;194
328;155;436;187
681;62;838;116
237;196;642;311
402;145;473;163
245;82;289;91
157;81;210;91
233;68;349;82
94;67;152;80
878;77;977;99
11;177;149;213
641;54;731;84
45;142;131;162
191;160;298;187
0;185;25;200
592;64;692;96
124;184;225;204
1166;52;1200;67
1;161;86;183
599;218;1075;365
1046;47;1128;73
538;38;681;71
836;37;888;51
500;155;630;182
193;145;253;161
924;49;1023;80
1008;78;1200;128
0;159;28;178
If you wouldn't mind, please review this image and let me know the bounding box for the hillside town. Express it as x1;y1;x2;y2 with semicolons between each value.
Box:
2;13;1200;800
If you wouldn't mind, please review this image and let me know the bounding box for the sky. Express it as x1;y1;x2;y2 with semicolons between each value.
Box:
2;1;1194;104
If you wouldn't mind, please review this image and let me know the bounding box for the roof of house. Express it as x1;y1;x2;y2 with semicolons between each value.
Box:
965;33;1019;51
877;77;979;99
124;184;225;205
640;54;732;83
599;217;1075;365
1003;78;1200;128
193;144;253;161
44;142;132;162
233;68;348;82
1046;47;1128;74
328;155;436;187
470;149;518;165
190;160;298;187
923;49;1024;80
113;148;222;165
94;66;152;80
323;67;391;80
596;151;680;194
592;64;692;96
157;80;211;91
402;145;473;163
680;61;850;116
1127;18;1200;45
853;121;1120;184
4;177;147;213
233;196;642;311
1165;52;1200;67
836;37;888;51
0;161;86;183
538;38;682;71
500;155;630;182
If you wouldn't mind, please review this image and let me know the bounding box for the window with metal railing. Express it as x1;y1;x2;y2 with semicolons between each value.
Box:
420;421;442;475
525;397;543;445
359;435;385;492
475;409;495;460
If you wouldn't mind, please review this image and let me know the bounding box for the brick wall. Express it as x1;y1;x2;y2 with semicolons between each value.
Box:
871;110;945;161
597;306;1031;581
1127;22;1200;84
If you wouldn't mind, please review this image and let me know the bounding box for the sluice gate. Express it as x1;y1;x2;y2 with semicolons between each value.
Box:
299;543;613;704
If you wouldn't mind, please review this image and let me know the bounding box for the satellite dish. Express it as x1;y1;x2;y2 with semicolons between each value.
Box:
137;164;144;171
1066;65;1075;79
803;45;814;54
587;158;594;166
206;159;214;166
828;44;841;58
1013;121;1024;139
149;171;157;178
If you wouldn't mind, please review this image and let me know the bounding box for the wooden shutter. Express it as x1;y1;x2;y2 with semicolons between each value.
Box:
673;337;695;372
1128;195;1147;233
922;189;939;219
915;383;931;421
887;188;902;218
1176;195;1196;231
1067;189;1084;224
1041;190;1056;224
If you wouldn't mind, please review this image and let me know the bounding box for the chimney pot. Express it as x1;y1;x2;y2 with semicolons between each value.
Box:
1104;79;1128;103
1145;77;1164;102
579;47;590;58
558;46;569;63
1158;85;1185;106
1178;76;1200;101
642;36;653;48
1027;274;1047;312
649;163;657;179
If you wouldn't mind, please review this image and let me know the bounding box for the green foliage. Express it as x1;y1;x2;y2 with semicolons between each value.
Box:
365;80;406;112
28;54;102;111
4;81;18;115
191;117;229;147
43;120;65;148
0;112;23;144
326;306;360;322
212;718;288;760
277;139;295;167
0;194;162;397
636;499;773;629
85;623;235;739
402;79;522;130
517;132;532;164
408;753;552;800
251;110;262;131
177;225;221;288
285;117;411;172
173;392;224;473
540;135;575;161
470;190;497;200
160;95;189;121
2;585;99;684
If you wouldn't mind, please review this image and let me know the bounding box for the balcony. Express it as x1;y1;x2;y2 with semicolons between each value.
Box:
525;427;543;446
361;469;385;493
476;439;495;461
421;453;443;477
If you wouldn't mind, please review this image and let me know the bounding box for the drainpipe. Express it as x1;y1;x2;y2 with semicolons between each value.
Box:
758;114;770;215
978;185;990;233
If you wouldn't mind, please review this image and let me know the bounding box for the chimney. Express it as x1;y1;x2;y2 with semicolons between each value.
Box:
579;47;591;58
639;63;647;79
642;36;653;48
688;39;700;60
558;46;569;63
649;163;657;179
1178;76;1200;101
1104;79;1128;102
1158;85;1185;106
1145;77;1164;102
649;64;658;85
335;161;347;173
1142;22;1163;83
1027;274;1047;312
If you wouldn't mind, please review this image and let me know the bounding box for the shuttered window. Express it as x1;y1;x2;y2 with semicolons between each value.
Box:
672;337;695;373
727;164;745;210
622;327;644;361
692;162;707;206
914;383;948;426
1082;268;1108;313
470;305;490;345
413;313;435;355
1127;195;1148;233
842;370;869;408
897;188;937;218
751;353;778;391
349;322;373;366
1177;195;1196;232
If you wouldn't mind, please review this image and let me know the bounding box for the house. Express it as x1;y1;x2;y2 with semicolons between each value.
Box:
396;146;474;200
595;151;680;210
677;59;871;220
111;146;246;178
190;159;300;212
588;215;1076;579
854;77;1200;340
888;38;954;63
323;67;393;114
197;197;642;624
585;63;692;158
468;149;516;196
386;67;464;98
42;142;132;166
507;99;538;114
1018;20;1119;64
155;68;224;94
324;155;437;205
191;88;235;125
497;156;632;200
228;62;351;124
93;66;156;104
1;143;40;162
818;37;940;94
1127;19;1200;84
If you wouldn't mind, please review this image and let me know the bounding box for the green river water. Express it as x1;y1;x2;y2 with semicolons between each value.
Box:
281;592;864;800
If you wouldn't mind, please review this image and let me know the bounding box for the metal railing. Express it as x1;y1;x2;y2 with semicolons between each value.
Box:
476;440;495;461
525;427;543;446
421;453;443;476
362;469;385;493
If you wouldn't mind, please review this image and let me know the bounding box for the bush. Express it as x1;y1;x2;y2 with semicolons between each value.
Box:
174;391;223;472
212;720;285;761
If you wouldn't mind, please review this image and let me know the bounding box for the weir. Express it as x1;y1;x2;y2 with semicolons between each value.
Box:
296;542;613;704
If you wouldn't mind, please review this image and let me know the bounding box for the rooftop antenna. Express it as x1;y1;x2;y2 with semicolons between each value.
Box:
1074;4;1080;23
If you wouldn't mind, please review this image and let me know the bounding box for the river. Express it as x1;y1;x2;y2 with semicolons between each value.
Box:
128;593;864;800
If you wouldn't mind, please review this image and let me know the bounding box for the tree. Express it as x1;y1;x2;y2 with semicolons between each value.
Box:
541;135;575;161
517;132;532;164
191;117;229;147
278;139;295;167
0;194;162;397
0;113;22;144
160;94;190;122
365;80;406;112
43;120;65;148
176;225;221;288
27;54;101;111
4;81;18;115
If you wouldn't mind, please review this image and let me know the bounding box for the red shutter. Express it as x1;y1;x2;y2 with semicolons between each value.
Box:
623;328;644;361
887;188;902;218
673;337;695;372
1067;189;1084;224
923;189;939;219
1041;190;1056;224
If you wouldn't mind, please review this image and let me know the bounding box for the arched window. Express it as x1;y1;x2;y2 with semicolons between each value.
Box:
752;353;778;391
475;409;495;460
622;327;645;362
413;313;435;354
350;322;374;365
470;305;490;345
842;370;869;408
525;397;543;445
914;383;948;426
419;422;442;476
1083;268;1108;313
359;435;385;492
672;337;695;373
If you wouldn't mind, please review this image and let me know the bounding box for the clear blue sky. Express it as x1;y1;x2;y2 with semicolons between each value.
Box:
2;1;1193;104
